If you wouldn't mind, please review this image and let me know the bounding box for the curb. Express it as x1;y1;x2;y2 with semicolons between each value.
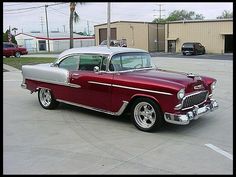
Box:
3;64;21;72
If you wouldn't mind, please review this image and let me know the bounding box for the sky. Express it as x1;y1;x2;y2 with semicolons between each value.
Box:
3;2;233;35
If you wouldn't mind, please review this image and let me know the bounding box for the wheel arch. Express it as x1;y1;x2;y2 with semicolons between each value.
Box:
124;94;163;114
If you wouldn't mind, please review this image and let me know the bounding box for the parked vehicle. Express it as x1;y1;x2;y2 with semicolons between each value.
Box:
100;40;127;47
21;46;218;132
182;42;205;55
3;42;28;58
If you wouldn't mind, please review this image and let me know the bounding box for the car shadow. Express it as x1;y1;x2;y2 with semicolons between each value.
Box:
57;102;132;124
55;102;212;134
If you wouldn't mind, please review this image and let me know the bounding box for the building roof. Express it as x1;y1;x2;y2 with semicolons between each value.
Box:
15;32;95;40
94;20;156;27
58;46;148;59
166;18;233;24
94;19;233;27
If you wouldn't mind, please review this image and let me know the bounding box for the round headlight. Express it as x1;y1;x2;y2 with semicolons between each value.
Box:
211;81;216;91
177;88;185;100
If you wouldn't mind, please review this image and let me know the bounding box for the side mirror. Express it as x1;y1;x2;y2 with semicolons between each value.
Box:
94;66;100;72
51;63;58;67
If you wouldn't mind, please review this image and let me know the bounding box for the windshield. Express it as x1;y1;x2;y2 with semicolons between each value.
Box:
109;52;154;71
182;43;194;48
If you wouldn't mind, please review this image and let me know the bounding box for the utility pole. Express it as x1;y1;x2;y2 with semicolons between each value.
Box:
40;16;44;33
107;2;111;48
153;4;165;21
87;21;90;36
45;5;50;52
63;25;65;33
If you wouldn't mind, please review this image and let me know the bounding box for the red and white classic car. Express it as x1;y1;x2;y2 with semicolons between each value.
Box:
21;47;218;132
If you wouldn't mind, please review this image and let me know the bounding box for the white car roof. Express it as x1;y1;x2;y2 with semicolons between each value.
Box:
58;46;148;59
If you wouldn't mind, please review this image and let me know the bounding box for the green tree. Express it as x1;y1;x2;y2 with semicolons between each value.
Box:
3;30;17;44
166;10;204;21
217;10;233;19
69;2;81;48
153;9;205;23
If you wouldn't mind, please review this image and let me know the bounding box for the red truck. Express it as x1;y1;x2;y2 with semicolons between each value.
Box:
3;42;28;58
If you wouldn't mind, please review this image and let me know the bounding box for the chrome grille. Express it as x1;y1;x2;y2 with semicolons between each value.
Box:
182;90;208;109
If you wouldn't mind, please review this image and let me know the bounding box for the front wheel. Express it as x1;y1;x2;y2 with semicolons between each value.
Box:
131;98;164;132
38;88;59;109
15;51;21;58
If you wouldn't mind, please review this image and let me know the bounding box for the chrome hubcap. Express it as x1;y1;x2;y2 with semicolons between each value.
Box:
134;102;156;129
39;88;51;107
15;52;20;57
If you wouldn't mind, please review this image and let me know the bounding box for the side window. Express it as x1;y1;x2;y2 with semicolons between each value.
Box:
79;55;105;71
9;44;15;48
59;55;80;71
109;55;122;71
110;53;151;71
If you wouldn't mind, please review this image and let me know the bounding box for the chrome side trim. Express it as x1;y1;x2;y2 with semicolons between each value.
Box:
25;77;81;89
67;83;81;88
56;99;129;116
88;81;112;87
112;84;173;96
88;80;172;96
21;83;27;89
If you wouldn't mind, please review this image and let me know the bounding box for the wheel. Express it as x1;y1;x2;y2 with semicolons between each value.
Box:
38;88;59;109
15;51;21;58
131;97;164;132
183;52;186;56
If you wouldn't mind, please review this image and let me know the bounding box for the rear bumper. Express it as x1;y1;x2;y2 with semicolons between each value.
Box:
164;99;219;125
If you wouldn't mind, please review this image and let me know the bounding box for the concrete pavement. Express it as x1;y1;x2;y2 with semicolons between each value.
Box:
3;57;233;174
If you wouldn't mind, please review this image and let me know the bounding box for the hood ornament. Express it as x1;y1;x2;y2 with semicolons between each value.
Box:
187;73;202;80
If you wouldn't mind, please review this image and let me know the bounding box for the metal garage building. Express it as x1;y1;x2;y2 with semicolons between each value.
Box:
165;19;233;54
15;32;95;53
94;21;165;52
94;19;232;54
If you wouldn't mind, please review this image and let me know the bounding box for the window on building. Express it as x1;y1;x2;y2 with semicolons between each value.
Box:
38;40;46;51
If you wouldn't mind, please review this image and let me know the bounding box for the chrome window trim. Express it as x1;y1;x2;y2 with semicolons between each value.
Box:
55;53;110;71
25;77;81;88
56;99;128;116
107;52;152;73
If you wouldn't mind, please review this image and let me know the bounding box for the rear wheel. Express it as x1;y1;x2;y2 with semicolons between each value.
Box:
131;98;164;132
38;88;59;109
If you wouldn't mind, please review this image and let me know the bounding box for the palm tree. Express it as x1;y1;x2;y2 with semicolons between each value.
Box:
69;2;80;48
12;27;18;36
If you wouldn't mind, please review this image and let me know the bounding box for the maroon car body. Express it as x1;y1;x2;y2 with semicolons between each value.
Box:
3;42;28;58
21;47;218;132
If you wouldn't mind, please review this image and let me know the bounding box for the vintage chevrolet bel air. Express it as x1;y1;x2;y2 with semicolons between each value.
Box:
21;47;218;132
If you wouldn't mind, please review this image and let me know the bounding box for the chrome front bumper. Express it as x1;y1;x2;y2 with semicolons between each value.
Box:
164;99;219;125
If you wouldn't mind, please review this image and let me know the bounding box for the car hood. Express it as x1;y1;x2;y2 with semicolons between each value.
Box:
122;68;207;93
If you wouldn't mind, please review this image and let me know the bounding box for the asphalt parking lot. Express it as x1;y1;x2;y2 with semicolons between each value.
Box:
3;56;233;174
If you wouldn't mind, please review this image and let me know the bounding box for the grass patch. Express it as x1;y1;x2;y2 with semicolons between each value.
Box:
3;57;56;70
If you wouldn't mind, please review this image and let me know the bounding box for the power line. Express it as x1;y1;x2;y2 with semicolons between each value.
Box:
4;3;67;12
4;3;27;7
48;6;101;24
